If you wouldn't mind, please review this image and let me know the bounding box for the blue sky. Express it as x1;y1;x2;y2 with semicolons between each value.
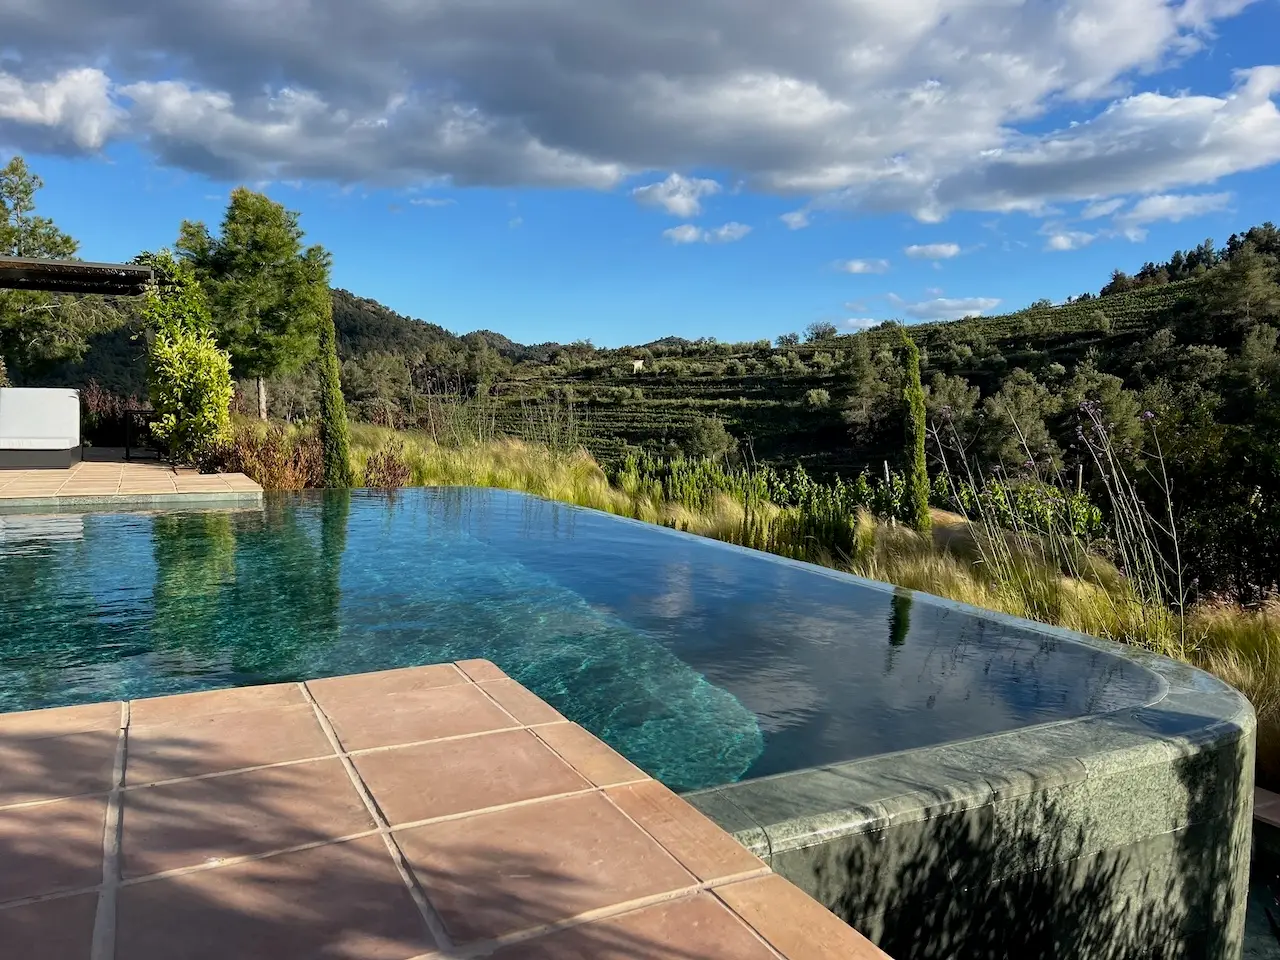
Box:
4;0;1279;348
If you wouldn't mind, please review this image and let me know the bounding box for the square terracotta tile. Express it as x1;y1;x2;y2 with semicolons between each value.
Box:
307;664;467;707
322;683;518;752
398;791;695;944
488;893;781;959
357;729;589;826
457;659;507;682
121;758;375;879
0;891;100;960
116;835;435;960
607;780;766;883
0;796;107;903
128;683;307;726
535;722;648;787
716;875;891;960
0;730;120;805
125;704;333;786
480;679;564;725
0;701;121;740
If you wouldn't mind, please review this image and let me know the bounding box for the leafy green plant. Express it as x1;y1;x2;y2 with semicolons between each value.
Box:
139;252;233;465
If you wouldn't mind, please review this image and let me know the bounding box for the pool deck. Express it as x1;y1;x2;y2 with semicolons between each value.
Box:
0;660;888;960
0;449;262;510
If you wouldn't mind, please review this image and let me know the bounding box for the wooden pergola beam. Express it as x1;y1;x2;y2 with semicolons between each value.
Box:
0;255;154;297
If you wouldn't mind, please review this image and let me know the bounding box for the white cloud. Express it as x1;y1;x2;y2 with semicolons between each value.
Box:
707;221;751;243
0;0;1273;219
1080;198;1125;219
662;222;751;244
1044;230;1096;251
632;173;722;217
1112;191;1232;239
0;67;123;151
509;215;524;228
842;317;881;330
840;258;891;274
923;286;944;296
780;209;811;230
904;243;961;260
410;197;456;207
888;293;1001;321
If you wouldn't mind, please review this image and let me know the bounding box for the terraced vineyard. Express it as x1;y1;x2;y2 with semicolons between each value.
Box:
486;277;1205;476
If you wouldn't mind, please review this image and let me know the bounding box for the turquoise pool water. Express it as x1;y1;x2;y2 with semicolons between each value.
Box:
0;488;1162;791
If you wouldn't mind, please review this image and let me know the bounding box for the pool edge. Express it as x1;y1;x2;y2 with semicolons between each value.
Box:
688;650;1255;959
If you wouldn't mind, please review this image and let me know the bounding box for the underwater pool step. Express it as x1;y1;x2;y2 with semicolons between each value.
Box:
0;661;890;959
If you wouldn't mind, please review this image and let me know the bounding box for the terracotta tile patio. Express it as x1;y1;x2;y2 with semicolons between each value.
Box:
0;661;890;959
0;448;261;504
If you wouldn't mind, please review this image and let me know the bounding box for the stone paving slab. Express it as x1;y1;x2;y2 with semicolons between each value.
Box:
0;661;890;959
0;453;261;510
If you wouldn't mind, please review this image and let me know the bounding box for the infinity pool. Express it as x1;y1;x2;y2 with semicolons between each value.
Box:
0;487;1162;791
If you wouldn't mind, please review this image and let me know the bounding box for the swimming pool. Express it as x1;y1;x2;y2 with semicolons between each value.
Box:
0;486;1257;958
1;486;1160;792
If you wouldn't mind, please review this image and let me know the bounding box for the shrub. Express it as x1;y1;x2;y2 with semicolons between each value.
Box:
681;416;734;459
80;380;149;447
362;442;412;488
805;388;831;409
215;421;324;490
140;253;233;465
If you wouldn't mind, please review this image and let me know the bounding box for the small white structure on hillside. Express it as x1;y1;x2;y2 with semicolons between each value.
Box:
632;359;646;373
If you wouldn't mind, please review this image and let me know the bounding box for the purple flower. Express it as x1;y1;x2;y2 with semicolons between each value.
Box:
1140;410;1156;422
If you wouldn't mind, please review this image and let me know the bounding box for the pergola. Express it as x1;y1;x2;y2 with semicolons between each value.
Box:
0;255;154;296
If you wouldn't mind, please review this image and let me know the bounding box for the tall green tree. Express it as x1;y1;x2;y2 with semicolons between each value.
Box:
1202;241;1280;331
177;188;330;419
316;295;352;487
900;330;931;534
0;157;77;259
0;157;117;379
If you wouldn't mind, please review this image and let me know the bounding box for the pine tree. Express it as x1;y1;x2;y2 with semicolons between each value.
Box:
177;188;329;419
900;329;931;534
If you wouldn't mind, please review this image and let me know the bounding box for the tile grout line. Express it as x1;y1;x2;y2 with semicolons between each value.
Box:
404;865;780;960
1;773;667;909
89;700;129;960
118;829;385;887
460;668;531;729
0;718;592;815
0;776;660;911
297;681;454;952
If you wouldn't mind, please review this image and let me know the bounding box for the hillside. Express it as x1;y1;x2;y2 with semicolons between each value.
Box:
31;261;1212;477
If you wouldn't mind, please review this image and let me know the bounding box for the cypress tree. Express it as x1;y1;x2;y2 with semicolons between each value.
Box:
900;328;932;534
316;296;352;488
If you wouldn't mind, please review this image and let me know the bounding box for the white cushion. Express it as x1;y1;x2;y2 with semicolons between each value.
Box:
0;388;80;446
